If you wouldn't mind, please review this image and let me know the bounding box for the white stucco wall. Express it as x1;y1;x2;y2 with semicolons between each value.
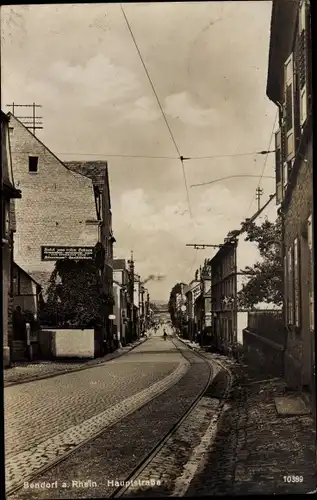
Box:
51;329;95;358
113;282;122;341
237;311;248;344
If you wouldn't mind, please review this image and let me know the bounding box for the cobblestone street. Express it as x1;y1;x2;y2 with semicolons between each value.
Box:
4;337;148;387
2;2;316;498
5;333;191;493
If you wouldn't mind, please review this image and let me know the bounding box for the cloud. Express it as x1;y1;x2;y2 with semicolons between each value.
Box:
164;91;220;127
122;96;161;123
48;54;140;107
118;183;250;247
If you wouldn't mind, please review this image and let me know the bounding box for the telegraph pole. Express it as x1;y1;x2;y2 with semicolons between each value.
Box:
6;102;43;136
255;187;263;211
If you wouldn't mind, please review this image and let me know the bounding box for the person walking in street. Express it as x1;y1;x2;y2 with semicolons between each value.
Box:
163;328;167;341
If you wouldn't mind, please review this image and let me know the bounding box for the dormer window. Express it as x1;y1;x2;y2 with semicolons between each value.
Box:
29;156;39;173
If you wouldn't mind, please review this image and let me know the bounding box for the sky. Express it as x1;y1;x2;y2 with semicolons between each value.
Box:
1;1;277;301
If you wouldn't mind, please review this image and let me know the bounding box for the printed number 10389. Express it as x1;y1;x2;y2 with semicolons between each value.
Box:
283;476;303;483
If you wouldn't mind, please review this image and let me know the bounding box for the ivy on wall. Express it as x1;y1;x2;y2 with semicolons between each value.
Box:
41;256;114;328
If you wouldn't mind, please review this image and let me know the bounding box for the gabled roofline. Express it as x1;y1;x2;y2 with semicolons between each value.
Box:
13;262;42;288
64;161;112;211
7;113;93;184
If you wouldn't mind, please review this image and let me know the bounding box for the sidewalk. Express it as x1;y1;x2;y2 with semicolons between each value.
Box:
232;375;316;495
4;336;148;387
177;336;317;495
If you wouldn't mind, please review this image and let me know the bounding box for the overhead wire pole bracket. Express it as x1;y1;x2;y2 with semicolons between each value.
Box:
186;243;233;249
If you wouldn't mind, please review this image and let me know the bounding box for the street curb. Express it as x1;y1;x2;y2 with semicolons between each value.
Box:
175;335;236;495
4;336;149;388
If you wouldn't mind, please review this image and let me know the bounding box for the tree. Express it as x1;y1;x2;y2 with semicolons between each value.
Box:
41;258;114;328
237;216;283;308
168;283;185;328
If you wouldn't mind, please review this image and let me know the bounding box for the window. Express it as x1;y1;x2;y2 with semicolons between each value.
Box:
298;0;309;127
275;129;283;204
283;162;288;188
308;215;314;330
294;238;301;327
283;54;295;161
28;156;39;173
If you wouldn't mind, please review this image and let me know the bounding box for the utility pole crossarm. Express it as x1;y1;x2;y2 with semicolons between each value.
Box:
6;102;43;136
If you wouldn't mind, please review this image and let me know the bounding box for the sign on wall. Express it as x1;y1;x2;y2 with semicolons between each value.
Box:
41;246;94;261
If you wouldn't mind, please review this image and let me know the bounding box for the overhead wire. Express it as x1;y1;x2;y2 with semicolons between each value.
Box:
120;4;195;229
191;174;275;188
244;110;278;216
55;150;275;161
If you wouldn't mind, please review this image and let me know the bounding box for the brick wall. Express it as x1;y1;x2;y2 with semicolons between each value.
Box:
283;139;313;390
9;116;98;291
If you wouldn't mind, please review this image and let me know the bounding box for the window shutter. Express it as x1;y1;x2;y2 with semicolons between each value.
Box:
287;246;294;325
275;129;283;204
298;0;309;127
284;54;295;161
294;238;301;327
284;254;288;319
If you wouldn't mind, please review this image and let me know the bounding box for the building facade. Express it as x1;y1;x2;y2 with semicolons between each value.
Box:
210;196;279;352
1;111;22;367
113;258;130;347
65;161;115;342
185;279;200;341
267;0;314;393
210;241;237;353
8;114;114;350
134;274;141;340
200;260;212;344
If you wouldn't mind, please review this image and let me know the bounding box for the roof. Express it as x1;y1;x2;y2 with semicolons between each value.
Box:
185;280;200;295
1;111;22;198
209;194;277;265
22;270;53;293
113;259;126;270
7;113;94;184
3;182;21;199
266;0;299;103
1;110;9;122
13;263;42;288
64;161;111;210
